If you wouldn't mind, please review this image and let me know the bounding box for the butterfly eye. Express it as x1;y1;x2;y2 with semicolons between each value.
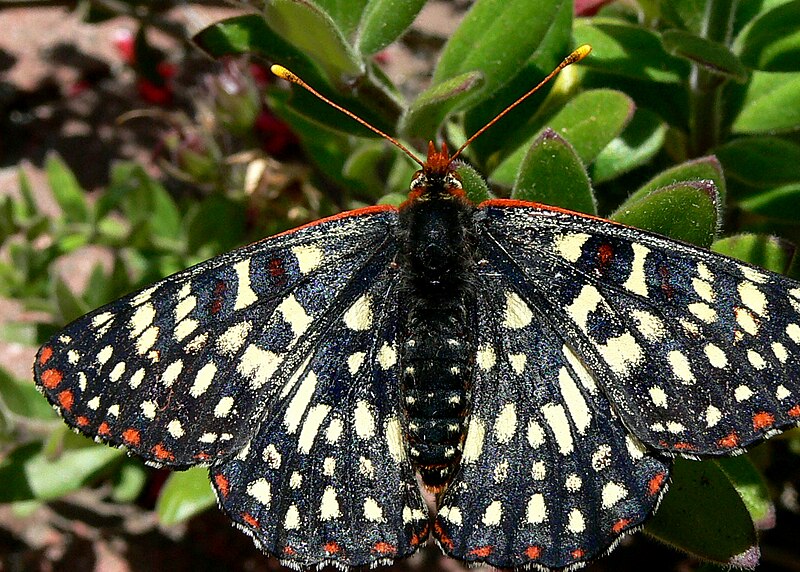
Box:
445;172;462;190
410;172;428;190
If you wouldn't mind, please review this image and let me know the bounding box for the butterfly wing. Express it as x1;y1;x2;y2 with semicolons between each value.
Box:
34;206;399;466
432;255;671;569
211;269;429;568
477;199;800;456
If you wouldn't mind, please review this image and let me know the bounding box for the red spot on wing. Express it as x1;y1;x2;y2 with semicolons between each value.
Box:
468;546;493;558
612;519;632;533
76;416;90;427
788;404;800;417
648;472;667;496
434;522;454;550
372;542;396;554
672;441;696;451
597;243;614;272
283;546;296;555
571;548;585;559
209;280;227;315
57;390;74;411
324;541;341;554
658;266;674;300
194;452;210;461
242;512;259;528
98;422;111;436
122;428;141;447
41;369;63;389
214;473;230;497
753;411;775;430
525;546;541;559
39;346;53;365
152;443;174;461
717;431;740;449
268;258;285;277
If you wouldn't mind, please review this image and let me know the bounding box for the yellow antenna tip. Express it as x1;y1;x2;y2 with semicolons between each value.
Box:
271;64;298;82
569;44;592;64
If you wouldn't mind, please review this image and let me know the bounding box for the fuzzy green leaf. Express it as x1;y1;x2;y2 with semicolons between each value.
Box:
111;460;149;504
400;71;484;138
732;71;800;134
610;181;720;247
0;368;55;420
645;459;759;567
715;136;800;188
573;20;689;83
491;89;634;185
716;456;775;531
46;154;90;224
156;467;216;525
712;233;795;274
736;0;800;71
628;156;727;203
738;183;800;220
457;163;493;204
512;129;596;214
355;0;427;55
592;109;667;183
662;30;749;82
315;0;369;38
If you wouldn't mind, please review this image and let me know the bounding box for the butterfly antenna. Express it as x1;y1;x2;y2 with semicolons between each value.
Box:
271;65;425;168
449;44;592;163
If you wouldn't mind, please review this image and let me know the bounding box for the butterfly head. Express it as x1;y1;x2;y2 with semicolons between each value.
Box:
407;141;464;202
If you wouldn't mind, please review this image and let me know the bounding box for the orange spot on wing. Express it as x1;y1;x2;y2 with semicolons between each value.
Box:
41;369;63;389
753;411;775;430
283;546;296;555
152;443;174;461
718;431;739;449
788;404;800;418
672;441;695;450
468;546;493;558
122;428;141;447
194;452;210;461
597;243;614;270
242;512;259;528
98;421;111;436
324;541;341;554
571;548;584;559
214;473;230;497
648;472;667;496
39;346;53;365
372;542;396;554
612;518;632;533
525;546;541;559
76;416;90;427
434;522;454;550
57;390;74;411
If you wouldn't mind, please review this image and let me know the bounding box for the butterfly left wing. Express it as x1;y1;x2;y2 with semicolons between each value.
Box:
477;200;800;457
433;258;671;569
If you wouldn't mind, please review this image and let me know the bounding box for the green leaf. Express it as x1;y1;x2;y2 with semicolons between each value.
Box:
512;129;596;214
591;109;667;183
156;467;216;525
0;368;55;420
355;0;427;55
736;0;800;71
732;71;800;133
661;30;749;82
573;20;689;83
738;183;800;220
660;0;707;34
715;136;800;188
645;459;759;566
715;456;775;531
54;277;89;324
265;0;363;81
712;233;795;274
491;89;634;186
46;154;90;224
112;460;149;504
315;0;369;38
187;195;247;254
629;155;727;203
399;71;485;139
610;181;720;247
16;168;38;221
457;163;493;204
0;443;39;502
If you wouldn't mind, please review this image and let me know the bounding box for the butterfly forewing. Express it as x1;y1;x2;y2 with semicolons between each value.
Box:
479;200;800;457
34;206;399;467
211;263;428;568
433;253;671;569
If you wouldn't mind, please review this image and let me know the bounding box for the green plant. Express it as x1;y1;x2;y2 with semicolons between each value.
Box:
3;0;800;569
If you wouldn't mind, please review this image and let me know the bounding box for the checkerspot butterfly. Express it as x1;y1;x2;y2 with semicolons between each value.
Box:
34;45;800;570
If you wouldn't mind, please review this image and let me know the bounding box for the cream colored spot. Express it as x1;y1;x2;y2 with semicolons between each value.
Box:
284;505;300;530
502;290;533;329
526;494;547;524
167;420;184;438
704;405;721;428
238;345;282;389
298;404;331;453
175;319;198;341
568;509;585;533
735;307;759;336
278;295;312;339
109;362;126;382
741;266;768;284
175;295;196;322
565;473;582;492
378;343;397;370
631;309;666;341
289;472;302;489
216;321;252;354
199;432;217;443
734;385;753;402
692;277;715;302
626;434;646;459
364;498;385;522
509;353;526;374
531;460;546;480
129;368;145;389
592;444;612;470
566;284;602;331
773;342;789;362
67;350;80;365
527;420;545;449
563;346;597;393
777;385;791;400
462;417;485;463
129;303;156;338
476;345;496;370
482;500;502;526
649;386;667;407
386;417;406;461
141;400;157;419
214;396;235;417
161;359;183;387
623;243;650;296
97;345;113;365
738;282;768;315
667;421;685;433
553;232;590;262
747;349;766;370
598;332;643;377
688;302;717;323
247;478;271;507
494;403;517;444
320;486;341;520
440;506;462;525
325;418;343;444
343;294;373;331
323;457;336;476
602;482;628;508
87;396;100;410
348;352;365;375
668;350;694;383
293;244;324;273
543;403;573;455
354;400;376;439
107;404;119;417
190;362;217;397
284;372;319;433
558;367;591;434
787;323;800;344
705;344;728;368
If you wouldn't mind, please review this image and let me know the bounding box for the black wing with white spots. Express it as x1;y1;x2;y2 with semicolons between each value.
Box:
478;200;800;458
433;248;671;570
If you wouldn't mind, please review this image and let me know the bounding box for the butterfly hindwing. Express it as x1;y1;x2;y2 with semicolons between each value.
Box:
433;254;671;569
211;244;428;568
34;206;399;467
478;200;800;457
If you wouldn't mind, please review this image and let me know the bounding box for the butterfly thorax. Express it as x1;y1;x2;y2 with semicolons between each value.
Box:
396;143;478;490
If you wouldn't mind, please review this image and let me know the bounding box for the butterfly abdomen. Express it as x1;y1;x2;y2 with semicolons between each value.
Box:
398;192;477;489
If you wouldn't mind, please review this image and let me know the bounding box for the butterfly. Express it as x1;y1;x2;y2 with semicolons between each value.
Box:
33;45;800;570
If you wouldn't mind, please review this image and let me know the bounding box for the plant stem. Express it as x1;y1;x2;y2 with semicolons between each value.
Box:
688;0;738;156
